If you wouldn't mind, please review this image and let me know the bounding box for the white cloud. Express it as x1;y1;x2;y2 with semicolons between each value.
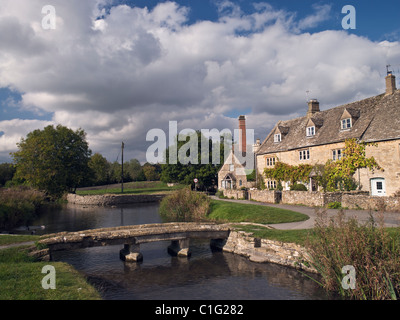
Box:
0;119;54;161
0;1;399;163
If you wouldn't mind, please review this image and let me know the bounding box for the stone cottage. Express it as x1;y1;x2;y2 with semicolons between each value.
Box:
256;73;400;196
218;115;257;190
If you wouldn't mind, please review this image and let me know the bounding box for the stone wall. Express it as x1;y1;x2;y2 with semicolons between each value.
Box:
281;191;324;207
222;189;246;199
248;189;278;203
67;193;166;206
217;229;316;273
342;194;400;211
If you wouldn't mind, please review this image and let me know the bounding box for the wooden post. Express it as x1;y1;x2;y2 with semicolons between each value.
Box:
121;142;124;193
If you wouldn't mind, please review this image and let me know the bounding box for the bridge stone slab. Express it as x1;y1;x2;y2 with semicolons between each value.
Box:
37;222;231;262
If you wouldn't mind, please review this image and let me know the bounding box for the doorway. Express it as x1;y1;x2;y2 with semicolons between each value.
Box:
370;178;386;196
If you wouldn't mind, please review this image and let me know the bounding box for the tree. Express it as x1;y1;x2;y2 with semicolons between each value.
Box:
125;159;146;181
143;164;160;181
160;131;226;191
0;163;16;187
88;153;111;186
12;125;92;196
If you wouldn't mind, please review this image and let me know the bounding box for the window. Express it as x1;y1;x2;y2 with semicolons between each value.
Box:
239;180;242;186
229;164;234;172
274;134;281;142
266;157;276;167
299;149;310;160
267;180;277;189
341;118;352;130
332;149;343;161
306;126;315;137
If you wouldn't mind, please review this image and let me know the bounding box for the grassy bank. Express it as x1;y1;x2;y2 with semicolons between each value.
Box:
76;181;185;195
0;242;101;300
208;200;309;225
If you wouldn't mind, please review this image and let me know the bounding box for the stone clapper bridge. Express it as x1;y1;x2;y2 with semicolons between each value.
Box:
37;222;231;262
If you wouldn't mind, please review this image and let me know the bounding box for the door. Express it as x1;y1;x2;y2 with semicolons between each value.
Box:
370;178;386;196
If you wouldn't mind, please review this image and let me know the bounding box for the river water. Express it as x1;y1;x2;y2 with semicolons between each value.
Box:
32;202;333;300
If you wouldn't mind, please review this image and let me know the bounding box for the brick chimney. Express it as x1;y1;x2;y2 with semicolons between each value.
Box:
307;99;320;117
238;115;246;154
385;72;397;95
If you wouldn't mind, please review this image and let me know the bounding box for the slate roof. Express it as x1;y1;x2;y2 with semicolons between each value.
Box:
257;89;400;155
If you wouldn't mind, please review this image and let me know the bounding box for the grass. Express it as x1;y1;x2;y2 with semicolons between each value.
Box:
208;199;309;225
0;234;40;246
306;209;400;300
76;181;185;195
231;224;312;246
0;245;101;300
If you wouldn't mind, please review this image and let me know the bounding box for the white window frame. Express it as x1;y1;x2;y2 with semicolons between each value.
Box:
299;149;310;161
341;118;352;130
306;126;315;137
274;134;281;143
332;149;343;161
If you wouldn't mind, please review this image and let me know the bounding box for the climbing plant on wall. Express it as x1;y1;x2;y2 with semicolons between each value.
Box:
264;162;313;185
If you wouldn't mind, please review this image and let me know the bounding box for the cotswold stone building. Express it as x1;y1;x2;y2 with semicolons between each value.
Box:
256;73;400;196
218;116;256;190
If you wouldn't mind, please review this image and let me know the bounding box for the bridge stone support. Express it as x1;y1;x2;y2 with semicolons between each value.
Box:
168;239;191;257
120;243;143;262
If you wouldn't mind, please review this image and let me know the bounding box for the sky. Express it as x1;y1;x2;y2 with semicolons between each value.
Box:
1;0;400;163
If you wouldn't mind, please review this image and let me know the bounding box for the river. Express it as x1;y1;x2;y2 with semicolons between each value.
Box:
31;202;333;300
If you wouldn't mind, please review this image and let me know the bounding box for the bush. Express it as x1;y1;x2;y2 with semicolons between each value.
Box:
290;183;307;191
306;209;400;300
0;187;46;230
215;190;225;199
327;201;342;209
159;187;210;222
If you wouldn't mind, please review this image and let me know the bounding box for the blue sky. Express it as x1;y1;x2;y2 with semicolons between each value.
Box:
0;0;400;163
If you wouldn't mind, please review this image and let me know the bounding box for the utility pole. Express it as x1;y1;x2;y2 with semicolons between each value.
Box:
121;141;124;193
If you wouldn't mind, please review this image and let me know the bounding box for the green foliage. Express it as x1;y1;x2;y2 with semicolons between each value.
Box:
12;125;92;197
208;200;309;224
290;183;308;191
125;159;146;182
160;131;226;191
327;201;342;209
159;187;211;222
143;163;160;181
88;153;111;186
0;163;16;187
0;187;46;229
246;170;256;182
313;139;382;192
264;162;313;185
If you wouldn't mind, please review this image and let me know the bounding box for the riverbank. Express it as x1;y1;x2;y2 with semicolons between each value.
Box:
67;193;167;206
0;240;101;300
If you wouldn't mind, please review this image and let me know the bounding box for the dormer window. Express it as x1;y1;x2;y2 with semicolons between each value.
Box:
274;134;281;143
341;118;352;130
306;126;315;137
340;108;358;131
